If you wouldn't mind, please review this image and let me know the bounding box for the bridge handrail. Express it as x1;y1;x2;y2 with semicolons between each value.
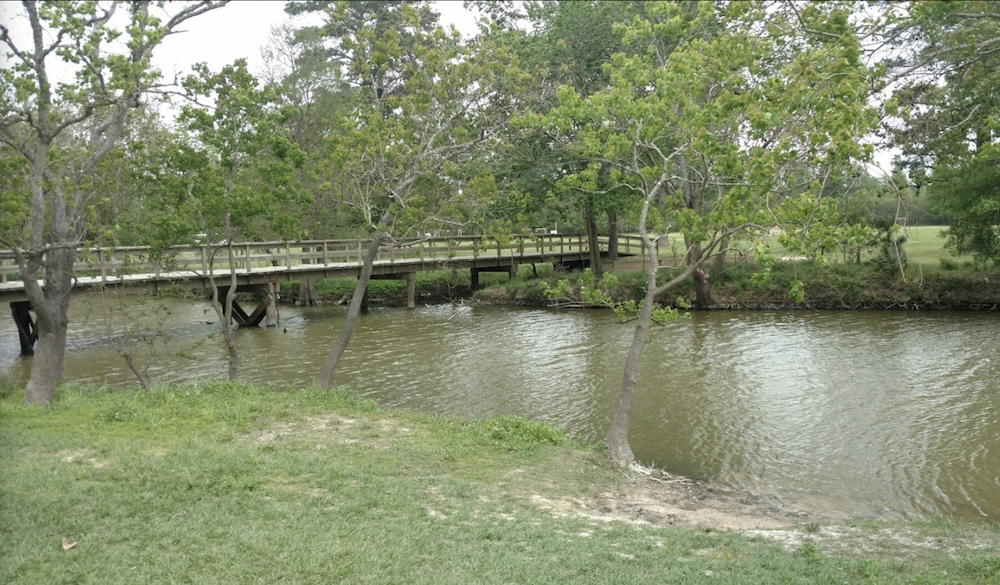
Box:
0;233;637;285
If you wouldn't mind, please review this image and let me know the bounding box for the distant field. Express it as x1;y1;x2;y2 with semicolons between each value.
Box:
647;225;972;268
901;225;974;266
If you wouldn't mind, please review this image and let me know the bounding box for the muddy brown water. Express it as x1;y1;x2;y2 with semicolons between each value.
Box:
2;297;998;522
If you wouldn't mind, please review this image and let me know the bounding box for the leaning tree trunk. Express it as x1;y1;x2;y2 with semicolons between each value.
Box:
206;240;240;382
223;283;239;381
122;352;151;392
22;246;75;405
315;234;384;389
604;281;656;465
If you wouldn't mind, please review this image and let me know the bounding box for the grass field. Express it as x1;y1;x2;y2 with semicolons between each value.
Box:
3;383;999;584
647;225;975;269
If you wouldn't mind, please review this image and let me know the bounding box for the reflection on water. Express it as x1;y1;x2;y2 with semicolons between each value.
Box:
2;296;998;522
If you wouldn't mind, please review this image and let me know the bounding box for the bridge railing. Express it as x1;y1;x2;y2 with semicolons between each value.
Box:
1;233;630;285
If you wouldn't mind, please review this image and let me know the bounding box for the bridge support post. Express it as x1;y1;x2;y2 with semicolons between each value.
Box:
406;272;416;309
265;281;279;327
470;268;480;290
10;301;36;355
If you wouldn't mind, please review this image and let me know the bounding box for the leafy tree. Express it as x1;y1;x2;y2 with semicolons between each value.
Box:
886;1;1000;263
261;23;356;305
0;0;227;404
473;0;646;272
289;1;513;388
173;59;306;380
531;1;877;464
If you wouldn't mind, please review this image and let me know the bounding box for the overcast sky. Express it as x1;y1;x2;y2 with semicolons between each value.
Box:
0;1;480;82
151;1;481;80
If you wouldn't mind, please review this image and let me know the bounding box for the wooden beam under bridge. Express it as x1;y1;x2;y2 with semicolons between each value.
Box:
220;282;279;327
10;301;37;355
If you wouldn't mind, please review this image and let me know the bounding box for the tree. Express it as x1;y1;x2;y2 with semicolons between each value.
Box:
294;1;512;388
173;59;306;380
473;0;646;273
885;1;1000;263
533;1;877;464
0;0;227;404
261;23;353;305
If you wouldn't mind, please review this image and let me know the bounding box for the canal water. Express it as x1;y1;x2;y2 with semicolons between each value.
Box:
2;296;998;522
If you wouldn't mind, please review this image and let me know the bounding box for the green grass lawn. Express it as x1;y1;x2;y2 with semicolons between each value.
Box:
645;225;975;269
3;383;999;584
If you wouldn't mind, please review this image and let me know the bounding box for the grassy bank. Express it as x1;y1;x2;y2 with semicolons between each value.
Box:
281;226;998;310
2;383;999;584
472;260;1000;310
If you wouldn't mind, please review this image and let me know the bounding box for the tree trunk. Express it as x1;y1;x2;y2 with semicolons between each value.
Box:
206;241;240;381
22;246;74;405
692;267;714;307
607;212;619;262
123;352;151;391
585;198;602;277
604;282;655;465
713;235;729;276
315;235;383;388
24;319;68;405
297;279;319;306
603;169;704;467
685;240;715;307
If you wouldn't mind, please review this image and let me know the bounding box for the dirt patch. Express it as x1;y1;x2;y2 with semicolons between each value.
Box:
744;525;1000;558
240;413;417;449
528;464;801;531
57;449;110;468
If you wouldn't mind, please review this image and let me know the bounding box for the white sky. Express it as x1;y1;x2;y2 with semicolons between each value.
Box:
152;0;481;80
0;1;481;83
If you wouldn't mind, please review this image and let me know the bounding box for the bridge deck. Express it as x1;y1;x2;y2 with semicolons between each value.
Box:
0;234;644;303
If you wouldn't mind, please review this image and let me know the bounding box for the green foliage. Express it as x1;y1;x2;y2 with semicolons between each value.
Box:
887;2;1000;263
0;373;18;401
174;59;308;247
541;268;689;325
472;416;570;452
960;555;1000;580
870;223;908;278
930;147;1000;265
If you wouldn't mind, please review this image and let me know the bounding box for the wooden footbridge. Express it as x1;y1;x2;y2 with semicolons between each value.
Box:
3;234;645;353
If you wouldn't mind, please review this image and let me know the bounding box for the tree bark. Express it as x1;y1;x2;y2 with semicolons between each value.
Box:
713;235;729;276
297;279;319;306
122;352;151;391
685;240;715;307
607;212;619;261
604;281;655;465
22;245;74;405
585;198;602;277
315;235;383;388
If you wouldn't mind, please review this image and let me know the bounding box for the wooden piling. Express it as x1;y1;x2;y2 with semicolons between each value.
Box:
265;281;278;327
